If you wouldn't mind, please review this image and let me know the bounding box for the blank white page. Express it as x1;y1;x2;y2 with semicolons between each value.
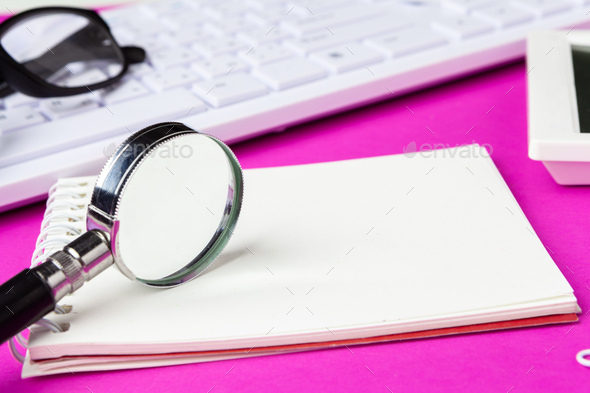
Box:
29;146;576;359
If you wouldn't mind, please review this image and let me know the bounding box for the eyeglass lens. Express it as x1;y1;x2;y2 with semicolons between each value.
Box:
0;12;124;88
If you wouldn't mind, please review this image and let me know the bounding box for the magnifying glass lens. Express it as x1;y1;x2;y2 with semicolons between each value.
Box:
117;134;232;282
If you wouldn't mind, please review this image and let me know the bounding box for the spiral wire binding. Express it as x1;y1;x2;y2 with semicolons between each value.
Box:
10;178;93;363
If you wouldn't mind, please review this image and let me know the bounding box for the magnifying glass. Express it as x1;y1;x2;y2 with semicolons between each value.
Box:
0;122;243;344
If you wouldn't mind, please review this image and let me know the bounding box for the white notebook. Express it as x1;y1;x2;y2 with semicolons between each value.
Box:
22;145;579;377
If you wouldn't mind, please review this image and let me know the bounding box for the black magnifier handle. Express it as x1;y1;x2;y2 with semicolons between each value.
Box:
0;263;59;344
0;230;113;345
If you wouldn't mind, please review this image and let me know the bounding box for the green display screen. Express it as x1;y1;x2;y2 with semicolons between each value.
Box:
572;45;590;133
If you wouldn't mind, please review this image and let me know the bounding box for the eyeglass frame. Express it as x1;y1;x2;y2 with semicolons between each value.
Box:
0;6;145;98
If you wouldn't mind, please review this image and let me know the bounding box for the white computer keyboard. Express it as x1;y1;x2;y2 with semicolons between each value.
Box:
1;0;589;211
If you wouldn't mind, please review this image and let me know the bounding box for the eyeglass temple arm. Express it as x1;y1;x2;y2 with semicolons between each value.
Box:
121;46;146;64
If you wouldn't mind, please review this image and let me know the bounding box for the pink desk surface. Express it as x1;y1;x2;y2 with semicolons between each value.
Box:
0;62;589;392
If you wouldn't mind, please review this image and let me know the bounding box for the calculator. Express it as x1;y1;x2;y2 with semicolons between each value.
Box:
527;29;590;185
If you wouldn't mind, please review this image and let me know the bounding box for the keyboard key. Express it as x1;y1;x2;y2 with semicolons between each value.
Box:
281;5;381;35
107;64;124;77
130;36;169;53
431;16;494;39
192;74;268;107
246;0;287;9
288;0;357;15
192;37;248;57
237;25;293;45
365;28;448;57
511;0;572;16
110;26;136;43
246;7;300;24
0;89;207;168
253;58;328;90
202;3;253;19
125;16;169;38
3;93;39;109
285;30;344;54
239;43;296;66
142;67;201;92
204;17;257;35
160;13;211;32
100;6;141;27
158;27;214;46
140;0;196;17
101;79;151;105
191;55;250;79
442;0;496;12
123;18;167;37
149;47;201;69
284;15;412;54
473;4;534;27
64;69;109;88
309;43;383;73
39;95;100;120
127;63;155;78
0;107;46;133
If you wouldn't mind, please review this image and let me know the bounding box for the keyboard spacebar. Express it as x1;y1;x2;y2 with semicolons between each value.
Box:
0;88;206;168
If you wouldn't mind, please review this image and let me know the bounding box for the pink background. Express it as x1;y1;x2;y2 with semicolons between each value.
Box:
0;62;589;392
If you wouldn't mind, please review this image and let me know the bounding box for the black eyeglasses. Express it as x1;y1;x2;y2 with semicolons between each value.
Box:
0;7;145;98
